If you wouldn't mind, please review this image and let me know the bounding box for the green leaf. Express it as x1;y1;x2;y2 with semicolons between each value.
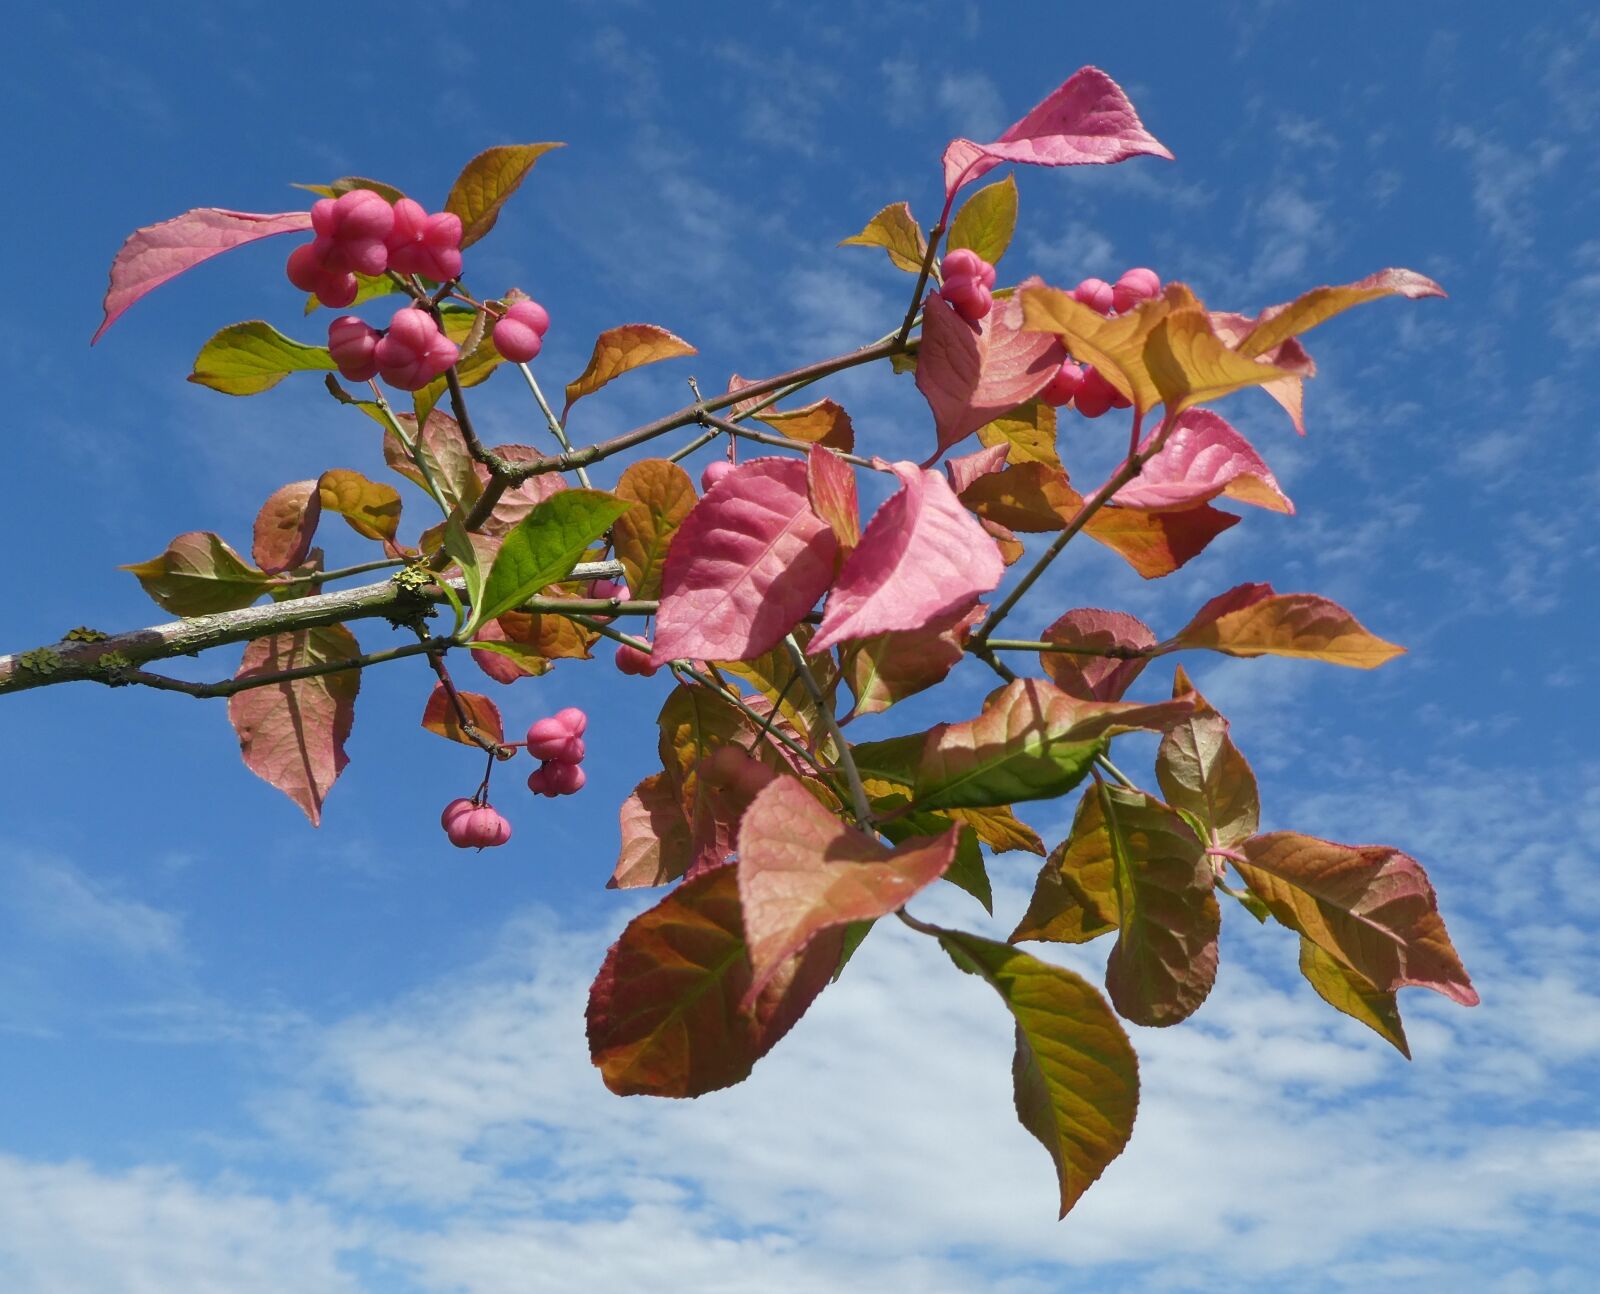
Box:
1299;937;1411;1058
948;175;1018;266
839;201;928;274
444;143;564;249
443;515;489;616
881;809;991;914
1011;786;1120;945
469;490;632;634
188;321;335;396
293;176;406;204
937;929;1139;1217
122;531;270;615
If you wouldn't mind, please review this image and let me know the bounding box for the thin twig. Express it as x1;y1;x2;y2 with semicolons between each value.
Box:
784;634;873;828
117;639;441;700
700;414;883;469
517;362;592;488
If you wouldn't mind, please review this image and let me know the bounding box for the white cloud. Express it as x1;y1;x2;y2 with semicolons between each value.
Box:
0;851;183;964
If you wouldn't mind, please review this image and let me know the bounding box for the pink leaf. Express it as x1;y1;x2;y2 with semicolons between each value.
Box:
1115;409;1293;514
1208;312;1316;436
689;746;783;881
806;446;861;553
93;208;314;344
811;462;1005;653
916;287;1066;461
228;624;359;826
942;67;1173;197
1039;609;1157;701
737;775;957;1005
609;773;694;889
945;442;1011;494
251;480;322;574
651;457;838;666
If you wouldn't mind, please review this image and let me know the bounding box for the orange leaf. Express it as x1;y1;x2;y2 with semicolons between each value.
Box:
563;324;697;417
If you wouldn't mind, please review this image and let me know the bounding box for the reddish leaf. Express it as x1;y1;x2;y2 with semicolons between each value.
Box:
738;775;957;1002
252;481;322;575
612;458;697;600
689;747;783;881
1115;410;1292;515
942;66;1173;196
907;678;1193;810
916;288;1066;460
1038;608;1156;701
1209;312;1315;436
419;682;504;749
1236;268;1446;359
1155;665;1260;848
609;773;695;890
563;324;697;418
713;626;838;746
384;410;481;512
228;624;360;826
806;447;861;554
1082;504;1241;579
496;607;595;662
474;444;569;539
93;208;313;343
945;442;1011;495
469;618;550;684
651;458;838;666
1167;583;1405;668
586;864;842;1097
844;600;984;719
1096;786;1219;1027
812;462;1004;652
1235;833;1478;1007
122;532;270;615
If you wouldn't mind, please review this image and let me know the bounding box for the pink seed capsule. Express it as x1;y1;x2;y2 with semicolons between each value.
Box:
1041;360;1086;407
700;460;735;491
374;307;459;391
492;299;550;363
386;198;464;282
327;315;381;382
552;706;588;737
439;797;476;829
1073;277;1115;315
1073;366;1117;418
941;248;996;289
940;274;993;322
525;710;587;763
615;642;658;676
544;760;587;795
526;765;557;797
446;804;512;848
1112;267;1162;313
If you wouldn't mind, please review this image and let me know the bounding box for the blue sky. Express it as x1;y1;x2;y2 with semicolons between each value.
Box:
3;2;1597;1290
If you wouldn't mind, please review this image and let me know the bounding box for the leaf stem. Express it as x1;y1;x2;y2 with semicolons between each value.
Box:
517;362;592;488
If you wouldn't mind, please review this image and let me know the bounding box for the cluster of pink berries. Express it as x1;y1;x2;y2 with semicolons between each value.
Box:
287;190;463;308
938;249;997;323
440;797;512;849
329;308;460;391
525;706;589;797
1040;267;1163;417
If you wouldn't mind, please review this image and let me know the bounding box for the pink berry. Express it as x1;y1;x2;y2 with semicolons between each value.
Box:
1112;267;1162;313
440;797;476;829
586;577;628;624
544;760;587;795
327;316;380;382
445;803;512;849
286;242;358;309
386;198;464;282
492;300;550;363
374;307;459;391
527;765;557;797
1073;366;1117;418
615;642;658;676
1073;277;1115;315
1041;360;1086;407
700;460;735;491
525;709;587;763
309;190;394;276
941;248;996;289
941;274;993;322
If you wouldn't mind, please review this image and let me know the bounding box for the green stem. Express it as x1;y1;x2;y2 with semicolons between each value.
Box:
784;634;873;828
517;362;592;488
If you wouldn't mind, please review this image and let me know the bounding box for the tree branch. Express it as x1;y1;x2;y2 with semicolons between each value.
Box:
0;561;624;697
